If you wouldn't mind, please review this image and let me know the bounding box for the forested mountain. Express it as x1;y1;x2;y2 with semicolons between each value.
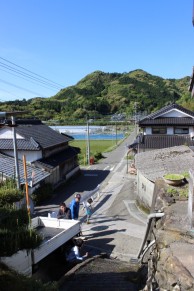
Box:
0;69;192;123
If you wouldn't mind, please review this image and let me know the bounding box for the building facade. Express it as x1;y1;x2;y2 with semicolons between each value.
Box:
0;118;80;191
136;103;194;152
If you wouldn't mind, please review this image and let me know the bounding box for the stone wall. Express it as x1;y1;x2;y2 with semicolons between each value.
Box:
142;180;194;290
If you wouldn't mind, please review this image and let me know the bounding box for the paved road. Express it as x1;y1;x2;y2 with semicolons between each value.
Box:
35;131;136;215
35;130;147;261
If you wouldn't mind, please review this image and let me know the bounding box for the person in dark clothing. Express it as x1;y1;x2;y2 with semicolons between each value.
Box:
57;202;71;219
69;193;81;220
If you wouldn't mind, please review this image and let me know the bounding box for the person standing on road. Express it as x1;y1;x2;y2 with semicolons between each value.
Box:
84;198;93;224
70;193;81;220
57;202;71;219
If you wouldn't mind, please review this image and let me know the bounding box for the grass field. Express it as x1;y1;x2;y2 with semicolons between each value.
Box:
70;139;121;165
70;124;134;165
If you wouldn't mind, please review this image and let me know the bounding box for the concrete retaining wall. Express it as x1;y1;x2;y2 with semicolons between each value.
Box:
136;170;154;210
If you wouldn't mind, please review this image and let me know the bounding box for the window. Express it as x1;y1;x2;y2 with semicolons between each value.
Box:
152;127;167;134
174;127;189;134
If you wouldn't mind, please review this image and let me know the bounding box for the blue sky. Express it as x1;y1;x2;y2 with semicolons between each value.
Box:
0;0;193;101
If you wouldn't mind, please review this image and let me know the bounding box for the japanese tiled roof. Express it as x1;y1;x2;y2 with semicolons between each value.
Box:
139;135;194;149
35;146;80;169
139;103;194;126
0;138;40;150
0;153;50;186
14;119;72;149
135;145;194;182
138;117;194;126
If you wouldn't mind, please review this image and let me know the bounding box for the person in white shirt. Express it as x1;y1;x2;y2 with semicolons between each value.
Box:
66;238;88;262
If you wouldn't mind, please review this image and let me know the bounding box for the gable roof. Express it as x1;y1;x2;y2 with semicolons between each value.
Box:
0;119;72;150
16;119;72;149
138;117;194;126
0;138;40;150
0;153;50;187
135;145;194;182
139;103;194;126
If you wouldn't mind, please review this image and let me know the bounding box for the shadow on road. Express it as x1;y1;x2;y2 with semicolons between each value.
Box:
35;169;110;214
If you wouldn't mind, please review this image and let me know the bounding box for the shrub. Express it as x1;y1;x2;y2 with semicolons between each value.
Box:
0;179;23;207
0;188;23;207
0;208;29;229
94;151;105;161
0;228;42;257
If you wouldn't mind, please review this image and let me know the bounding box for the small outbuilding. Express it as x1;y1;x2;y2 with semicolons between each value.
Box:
135;145;194;210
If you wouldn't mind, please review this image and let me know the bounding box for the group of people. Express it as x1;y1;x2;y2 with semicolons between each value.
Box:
57;193;82;220
56;193;92;262
57;193;93;224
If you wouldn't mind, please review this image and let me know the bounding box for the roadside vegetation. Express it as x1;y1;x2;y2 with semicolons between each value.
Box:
0;179;43;257
166;172;189;199
71;139;118;165
70;124;132;165
0;179;57;290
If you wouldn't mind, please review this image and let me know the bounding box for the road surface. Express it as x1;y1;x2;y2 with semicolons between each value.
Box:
35;130;147;261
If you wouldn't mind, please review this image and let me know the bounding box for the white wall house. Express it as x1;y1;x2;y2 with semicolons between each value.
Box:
137;103;194;152
0;119;80;190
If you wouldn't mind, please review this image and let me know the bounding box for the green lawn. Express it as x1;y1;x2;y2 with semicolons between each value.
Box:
70;124;134;165
70;139;120;165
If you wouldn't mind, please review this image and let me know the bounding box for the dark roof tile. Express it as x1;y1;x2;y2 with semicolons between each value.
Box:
0;153;50;186
0;139;40;150
139;117;194;126
139;103;194;124
139;135;194;149
16;123;71;149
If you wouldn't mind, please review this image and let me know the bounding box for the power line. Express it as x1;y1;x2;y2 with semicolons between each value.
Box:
0;56;64;88
0;67;59;92
0;61;61;90
0;78;47;97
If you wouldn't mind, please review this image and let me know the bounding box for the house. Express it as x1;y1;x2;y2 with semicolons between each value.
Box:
135;145;194;210
134;103;194;152
0;118;80;191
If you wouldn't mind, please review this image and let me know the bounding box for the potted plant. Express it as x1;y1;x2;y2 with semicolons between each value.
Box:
163;173;184;186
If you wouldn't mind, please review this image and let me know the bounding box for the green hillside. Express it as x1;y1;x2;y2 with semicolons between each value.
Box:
0;69;192;123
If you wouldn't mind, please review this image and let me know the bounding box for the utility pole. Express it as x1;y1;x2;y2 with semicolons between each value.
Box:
86;119;90;165
11;116;20;189
0;111;27;189
115;122;118;145
134;102;139;137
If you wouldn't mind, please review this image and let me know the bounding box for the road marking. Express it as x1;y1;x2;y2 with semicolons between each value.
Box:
103;166;110;171
110;166;114;171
